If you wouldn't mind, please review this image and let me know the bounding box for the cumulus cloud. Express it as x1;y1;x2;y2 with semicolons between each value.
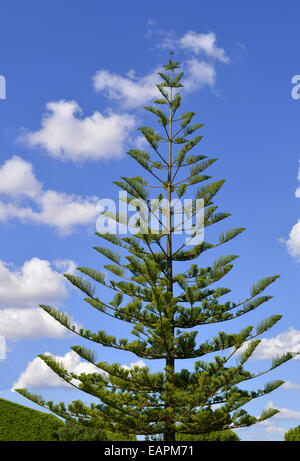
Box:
93;69;161;109
237;419;287;441
0;308;76;340
53;259;77;274
122;360;146;371
0;257;79;341
21;100;136;162
93;60;216;109
265;425;286;435
237;327;300;366
238;401;300;440
145;23;229;64
93;29;228;109
0;156;98;235
284;161;300;259
12;351;99;389
0;155;42;198
179;31;230;63
0;257;70;308
281;381;300;391
285;220;300;260
266;400;300;420
32;190;98;235
250;327;300;360
20;29;228;161
183;59;216;91
12;351;146;390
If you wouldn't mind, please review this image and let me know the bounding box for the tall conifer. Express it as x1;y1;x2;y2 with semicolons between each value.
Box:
17;53;296;441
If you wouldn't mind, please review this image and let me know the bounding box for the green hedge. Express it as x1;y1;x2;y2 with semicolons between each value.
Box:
0;397;238;441
0;398;63;441
285;425;300;441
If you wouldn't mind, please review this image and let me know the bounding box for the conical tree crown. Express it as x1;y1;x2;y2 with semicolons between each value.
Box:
16;53;297;441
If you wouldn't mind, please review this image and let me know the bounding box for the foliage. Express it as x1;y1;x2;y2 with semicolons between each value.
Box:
16;52;297;441
176;430;240;441
147;430;240;441
284;425;300;441
0;398;63;441
55;420;136;441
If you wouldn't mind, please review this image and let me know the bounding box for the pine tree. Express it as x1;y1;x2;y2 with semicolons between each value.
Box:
16;53;297;441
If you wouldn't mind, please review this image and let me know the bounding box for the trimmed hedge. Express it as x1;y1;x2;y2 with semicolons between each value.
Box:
0;397;238;441
0;398;63;441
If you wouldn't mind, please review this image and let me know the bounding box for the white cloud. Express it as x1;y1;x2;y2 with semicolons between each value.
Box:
276;407;300;420
53;259;77;275
281;381;300;391
236;419;287;441
21;100;136;162
285;220;300;260
145;24;229;65
122;360;146;371
135;134;148;150
266;400;300;420
0;257;79;341
0;156;42;198
250;327;300;360
284;160;300;259
238;401;300;440
265;425;286;435
144;20;176;49
12;351;146;390
179;31;229;63
12;351;99;390
93;69;160;109
93;60;216;110
0;257;70;309
183;59;216;91
0;308;76;340
31;190;98;235
93;29;228;109
21;30;229;154
0;156;98;235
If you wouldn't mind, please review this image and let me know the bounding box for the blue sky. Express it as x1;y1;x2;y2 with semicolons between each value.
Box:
1;0;300;441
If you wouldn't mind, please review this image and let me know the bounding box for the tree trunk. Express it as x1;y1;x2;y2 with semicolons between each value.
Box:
164;73;175;442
